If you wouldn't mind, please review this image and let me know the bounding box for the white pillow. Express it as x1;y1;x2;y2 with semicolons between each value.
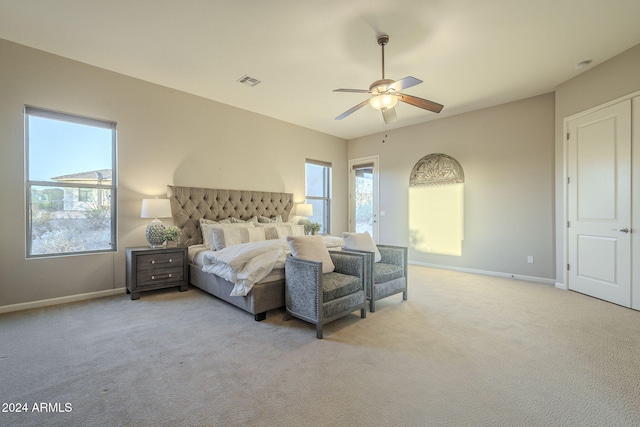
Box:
342;231;381;263
200;221;256;250
275;224;305;239
199;217;232;248
212;226;266;250
287;235;335;274
263;224;305;240
287;215;303;225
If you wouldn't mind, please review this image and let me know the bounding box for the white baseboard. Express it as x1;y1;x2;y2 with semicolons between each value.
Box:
555;282;568;290
408;261;557;286
0;288;126;314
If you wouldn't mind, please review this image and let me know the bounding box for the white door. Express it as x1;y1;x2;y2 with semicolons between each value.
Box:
567;100;632;307
348;156;379;241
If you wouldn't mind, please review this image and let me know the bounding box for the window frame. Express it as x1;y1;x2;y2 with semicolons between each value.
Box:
305;159;332;234
25;106;118;258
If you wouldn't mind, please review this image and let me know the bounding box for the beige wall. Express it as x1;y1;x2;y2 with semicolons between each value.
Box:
348;93;556;280
554;43;640;287
0;39;347;308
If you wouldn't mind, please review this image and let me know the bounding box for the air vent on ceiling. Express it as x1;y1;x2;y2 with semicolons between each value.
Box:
237;75;261;87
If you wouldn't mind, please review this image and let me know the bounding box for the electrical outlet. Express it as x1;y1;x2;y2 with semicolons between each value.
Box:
527;256;534;264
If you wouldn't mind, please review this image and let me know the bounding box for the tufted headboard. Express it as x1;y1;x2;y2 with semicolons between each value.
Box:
167;185;294;247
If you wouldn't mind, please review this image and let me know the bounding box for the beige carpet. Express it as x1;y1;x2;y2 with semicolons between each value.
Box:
1;265;639;427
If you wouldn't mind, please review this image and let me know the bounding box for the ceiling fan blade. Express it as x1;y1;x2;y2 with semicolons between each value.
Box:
388;76;422;92
382;107;397;124
335;99;370;120
398;94;444;113
333;88;371;93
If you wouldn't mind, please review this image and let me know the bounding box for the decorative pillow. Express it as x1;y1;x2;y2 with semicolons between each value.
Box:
257;215;283;224
200;217;232;225
212;226;266;250
263;224;305;240
342;231;382;263
286;235;335;274
199;218;217;248
200;221;256;250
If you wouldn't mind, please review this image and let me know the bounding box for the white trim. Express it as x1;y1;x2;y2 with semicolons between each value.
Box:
563;89;640;122
559;88;640;292
409;261;556;286
0;288;126;314
348;155;380;241
555;282;568;290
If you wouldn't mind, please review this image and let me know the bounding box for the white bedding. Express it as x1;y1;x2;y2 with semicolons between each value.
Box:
197;236;343;297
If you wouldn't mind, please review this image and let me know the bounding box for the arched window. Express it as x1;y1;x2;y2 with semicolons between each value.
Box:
408;153;464;256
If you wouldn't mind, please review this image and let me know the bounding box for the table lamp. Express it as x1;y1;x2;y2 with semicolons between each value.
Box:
141;198;172;247
296;203;314;234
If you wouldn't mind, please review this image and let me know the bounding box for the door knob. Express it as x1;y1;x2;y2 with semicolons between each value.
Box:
612;227;630;233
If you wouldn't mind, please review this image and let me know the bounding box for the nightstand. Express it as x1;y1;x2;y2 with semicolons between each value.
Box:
125;246;188;300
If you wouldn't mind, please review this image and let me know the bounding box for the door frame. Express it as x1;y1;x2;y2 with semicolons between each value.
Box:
348;156;379;241
561;91;640;309
566;100;631;306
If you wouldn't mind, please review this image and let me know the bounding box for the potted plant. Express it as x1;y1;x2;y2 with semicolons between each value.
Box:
163;225;181;247
307;222;322;235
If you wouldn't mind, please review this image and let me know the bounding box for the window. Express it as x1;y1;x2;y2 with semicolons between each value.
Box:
78;188;95;203
305;159;331;234
408;153;464;256
25;107;117;257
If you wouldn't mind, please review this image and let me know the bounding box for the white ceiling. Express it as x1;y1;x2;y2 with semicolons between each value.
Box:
1;0;640;140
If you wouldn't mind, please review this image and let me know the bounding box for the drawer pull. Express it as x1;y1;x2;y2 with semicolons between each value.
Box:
151;259;173;264
151;274;173;280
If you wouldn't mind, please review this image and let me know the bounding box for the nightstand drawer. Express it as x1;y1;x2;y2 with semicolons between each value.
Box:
137;267;184;287
137;252;184;271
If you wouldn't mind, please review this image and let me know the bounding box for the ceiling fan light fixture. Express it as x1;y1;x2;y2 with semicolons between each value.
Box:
369;93;398;110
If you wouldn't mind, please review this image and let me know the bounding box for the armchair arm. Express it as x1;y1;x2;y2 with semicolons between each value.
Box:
377;245;407;274
285;255;322;321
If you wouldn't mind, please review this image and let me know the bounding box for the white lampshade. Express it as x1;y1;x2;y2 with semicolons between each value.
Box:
296;203;313;217
141;198;172;219
369;94;398;110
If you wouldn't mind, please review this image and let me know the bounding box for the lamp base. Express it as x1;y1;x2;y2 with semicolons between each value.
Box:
146;218;166;248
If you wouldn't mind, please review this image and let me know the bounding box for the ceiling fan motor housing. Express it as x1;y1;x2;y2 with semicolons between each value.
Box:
377;34;389;46
369;79;395;94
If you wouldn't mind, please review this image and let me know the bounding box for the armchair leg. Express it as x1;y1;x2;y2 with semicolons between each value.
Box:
360;308;366;318
370;299;376;313
403;290;408;301
316;324;323;339
283;311;292;321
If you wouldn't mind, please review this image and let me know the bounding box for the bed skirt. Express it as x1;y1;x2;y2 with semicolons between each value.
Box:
189;264;285;321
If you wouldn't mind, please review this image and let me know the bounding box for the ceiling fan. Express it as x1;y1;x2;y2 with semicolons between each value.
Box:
334;34;444;124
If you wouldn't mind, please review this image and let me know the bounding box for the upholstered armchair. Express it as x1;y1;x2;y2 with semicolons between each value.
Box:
284;247;367;339
342;233;408;312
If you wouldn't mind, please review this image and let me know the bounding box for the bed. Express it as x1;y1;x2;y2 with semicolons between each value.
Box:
167;185;301;321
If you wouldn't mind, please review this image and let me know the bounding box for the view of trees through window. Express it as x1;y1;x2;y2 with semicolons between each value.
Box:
26;107;116;257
